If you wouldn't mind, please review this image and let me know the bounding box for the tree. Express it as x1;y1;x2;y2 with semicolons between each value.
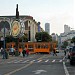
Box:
71;36;75;45
19;33;28;42
35;32;52;42
5;33;28;43
61;41;68;48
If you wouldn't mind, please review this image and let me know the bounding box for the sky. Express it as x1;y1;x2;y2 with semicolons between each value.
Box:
0;0;74;35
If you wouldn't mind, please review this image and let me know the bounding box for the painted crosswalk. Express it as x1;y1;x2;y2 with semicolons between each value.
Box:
3;59;70;64
0;59;69;64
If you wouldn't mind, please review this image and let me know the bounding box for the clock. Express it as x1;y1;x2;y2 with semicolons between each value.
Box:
11;21;21;37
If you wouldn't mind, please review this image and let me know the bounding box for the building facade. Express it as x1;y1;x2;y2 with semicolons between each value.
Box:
64;24;70;33
45;23;50;34
0;16;43;42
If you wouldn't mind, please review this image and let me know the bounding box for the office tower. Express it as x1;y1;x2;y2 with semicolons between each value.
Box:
38;22;40;32
64;24;70;33
45;23;50;34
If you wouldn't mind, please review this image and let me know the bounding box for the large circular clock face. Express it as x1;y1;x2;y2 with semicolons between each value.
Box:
11;21;21;37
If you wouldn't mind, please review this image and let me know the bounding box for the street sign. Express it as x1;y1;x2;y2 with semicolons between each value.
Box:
1;28;8;33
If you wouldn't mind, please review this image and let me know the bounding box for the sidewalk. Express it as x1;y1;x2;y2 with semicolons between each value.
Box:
0;54;22;60
0;53;33;60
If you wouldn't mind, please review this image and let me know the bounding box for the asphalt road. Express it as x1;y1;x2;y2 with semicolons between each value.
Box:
0;50;75;75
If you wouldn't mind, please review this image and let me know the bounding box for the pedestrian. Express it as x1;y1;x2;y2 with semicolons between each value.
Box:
26;48;29;56
64;49;66;56
10;47;15;56
53;48;57;56
19;47;23;57
1;47;5;59
22;48;26;57
0;47;1;55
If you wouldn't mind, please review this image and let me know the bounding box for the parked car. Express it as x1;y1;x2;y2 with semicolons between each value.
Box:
69;46;75;65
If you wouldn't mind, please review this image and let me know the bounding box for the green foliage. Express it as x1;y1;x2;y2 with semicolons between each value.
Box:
35;32;52;42
71;36;75;44
19;34;28;42
61;41;68;48
5;33;28;43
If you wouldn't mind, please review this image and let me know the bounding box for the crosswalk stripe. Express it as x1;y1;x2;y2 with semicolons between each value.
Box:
30;60;35;63
14;60;23;63
38;60;42;62
52;60;55;62
45;60;49;62
21;60;29;63
59;60;62;62
7;60;17;63
6;59;70;64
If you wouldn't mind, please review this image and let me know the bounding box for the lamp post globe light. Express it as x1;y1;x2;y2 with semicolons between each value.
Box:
19;19;25;48
0;18;10;59
11;19;25;56
3;21;6;59
1;19;7;59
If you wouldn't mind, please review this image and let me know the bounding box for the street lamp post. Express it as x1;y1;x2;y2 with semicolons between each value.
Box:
3;21;6;59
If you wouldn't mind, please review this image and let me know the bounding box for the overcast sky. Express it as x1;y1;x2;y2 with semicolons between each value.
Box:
0;0;74;35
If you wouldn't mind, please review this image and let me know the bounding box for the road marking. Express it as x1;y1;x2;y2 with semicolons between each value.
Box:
38;60;42;62
63;62;69;75
7;60;17;63
52;60;55;62
45;60;49;62
21;60;29;63
66;59;69;62
63;56;66;60
37;55;46;60
14;60;23;63
59;60;62;62
32;70;47;74
5;58;70;64
30;60;35;63
4;62;33;75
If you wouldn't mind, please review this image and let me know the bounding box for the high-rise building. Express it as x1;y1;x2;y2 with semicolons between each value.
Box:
45;23;50;34
64;24;70;33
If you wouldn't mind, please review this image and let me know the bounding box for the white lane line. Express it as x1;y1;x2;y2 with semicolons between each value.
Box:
63;56;66;60
52;60;55;62
63;62;69;75
4;62;33;75
45;60;49;62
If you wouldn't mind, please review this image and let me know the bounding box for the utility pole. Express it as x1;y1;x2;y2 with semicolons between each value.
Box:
3;21;6;59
